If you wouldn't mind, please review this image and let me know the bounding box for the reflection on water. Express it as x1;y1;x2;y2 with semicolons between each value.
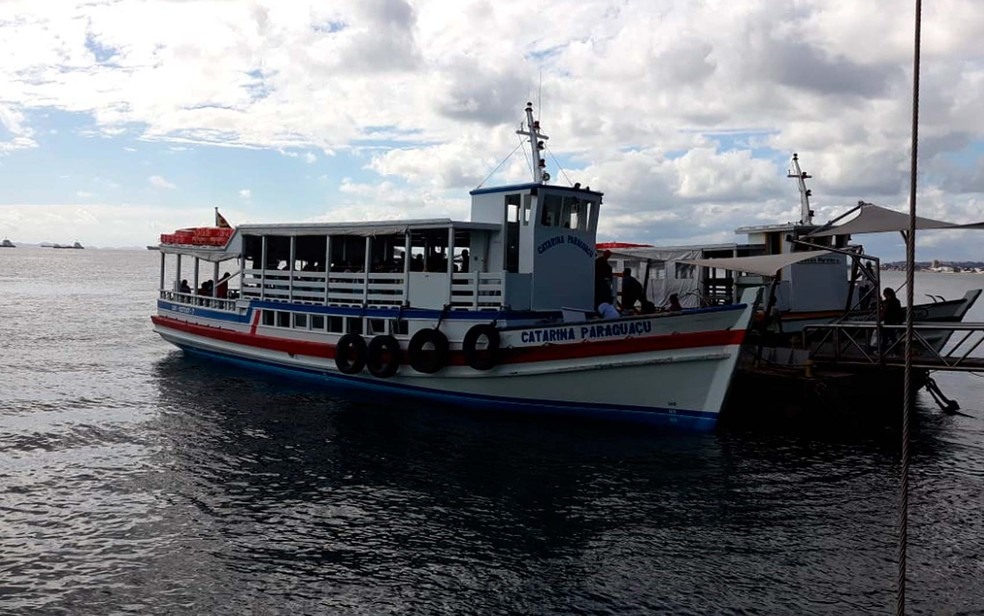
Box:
2;248;984;614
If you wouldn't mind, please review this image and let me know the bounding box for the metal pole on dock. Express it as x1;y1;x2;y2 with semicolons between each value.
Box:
897;1;922;614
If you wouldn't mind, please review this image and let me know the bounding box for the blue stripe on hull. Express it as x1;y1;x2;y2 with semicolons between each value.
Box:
176;344;718;432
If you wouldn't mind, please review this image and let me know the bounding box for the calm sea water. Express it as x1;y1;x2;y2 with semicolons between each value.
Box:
2;247;983;615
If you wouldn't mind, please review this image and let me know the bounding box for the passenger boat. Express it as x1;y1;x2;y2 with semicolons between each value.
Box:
1;238;14;248
151;103;760;431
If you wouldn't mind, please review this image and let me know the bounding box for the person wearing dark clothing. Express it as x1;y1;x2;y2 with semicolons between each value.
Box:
179;279;191;294
216;272;231;299
881;288;904;324
594;250;614;308
620;267;644;313
667;293;683;311
880;287;904;351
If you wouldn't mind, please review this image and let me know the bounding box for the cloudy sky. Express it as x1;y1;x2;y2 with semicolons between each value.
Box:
0;0;982;259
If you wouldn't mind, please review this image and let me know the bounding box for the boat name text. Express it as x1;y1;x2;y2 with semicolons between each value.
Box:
519;320;653;344
536;234;595;257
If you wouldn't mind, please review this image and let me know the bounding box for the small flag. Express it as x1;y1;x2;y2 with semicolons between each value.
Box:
215;207;231;228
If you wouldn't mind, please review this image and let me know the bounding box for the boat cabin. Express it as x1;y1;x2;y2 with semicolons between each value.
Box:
160;182;602;317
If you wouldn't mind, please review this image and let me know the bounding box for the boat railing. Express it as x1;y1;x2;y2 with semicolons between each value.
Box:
159;289;239;311
451;272;506;310
238;267;507;309
804;321;984;371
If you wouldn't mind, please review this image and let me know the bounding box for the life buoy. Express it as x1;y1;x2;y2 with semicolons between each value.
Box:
407;328;450;374
462;324;500;371
334;333;367;374
367;335;402;378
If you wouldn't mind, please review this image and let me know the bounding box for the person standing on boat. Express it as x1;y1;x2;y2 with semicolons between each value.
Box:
620;267;644;313
595;250;614;310
880;287;904;350
216;272;231;299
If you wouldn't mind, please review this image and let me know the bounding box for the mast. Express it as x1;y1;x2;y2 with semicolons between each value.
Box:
516;102;550;183
788;153;814;225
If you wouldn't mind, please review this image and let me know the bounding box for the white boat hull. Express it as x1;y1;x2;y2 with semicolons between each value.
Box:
153;294;758;431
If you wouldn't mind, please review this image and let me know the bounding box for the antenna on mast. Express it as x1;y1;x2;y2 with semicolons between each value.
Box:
516;102;550;183
787;153;814;225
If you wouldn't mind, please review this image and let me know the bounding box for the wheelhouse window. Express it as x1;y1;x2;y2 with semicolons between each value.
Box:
539;194;596;230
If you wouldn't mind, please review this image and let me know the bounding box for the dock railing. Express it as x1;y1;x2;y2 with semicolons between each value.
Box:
804;321;984;371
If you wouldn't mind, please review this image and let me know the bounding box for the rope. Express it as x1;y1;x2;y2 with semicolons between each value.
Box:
543;144;575;186
897;1;922;614
475;139;528;189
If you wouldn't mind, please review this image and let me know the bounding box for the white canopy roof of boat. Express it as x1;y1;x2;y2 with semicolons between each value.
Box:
236;219;500;237
807;203;984;237
158;245;239;262
679;250;834;276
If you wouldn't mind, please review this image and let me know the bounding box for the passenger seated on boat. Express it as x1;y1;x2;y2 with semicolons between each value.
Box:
598;302;620;320
179;279;191;294
640;300;657;314
666;294;683;312
620;267;644;314
411;254;425;271
199;280;213;296
459;249;469;273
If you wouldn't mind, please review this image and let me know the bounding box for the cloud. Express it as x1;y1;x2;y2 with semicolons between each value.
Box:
148;175;177;189
238;189;251;198
0;0;982;261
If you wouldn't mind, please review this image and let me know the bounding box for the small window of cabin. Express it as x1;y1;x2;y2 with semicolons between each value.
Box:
522;195;532;225
506;194;521;223
277;311;291;328
675;263;696;279
368;318;386;335
262;310;275;326
767;233;782;255
346;317;363;335
311;315;325;331
293;313;308;329
540;194;562;226
391;319;409;336
328;316;344;333
651;261;666;280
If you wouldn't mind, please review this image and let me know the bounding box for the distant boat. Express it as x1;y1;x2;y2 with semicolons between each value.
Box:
147;245;159;251
53;241;85;249
0;238;14;248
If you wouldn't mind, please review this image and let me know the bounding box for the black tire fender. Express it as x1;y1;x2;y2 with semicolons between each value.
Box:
407;328;450;374
366;335;402;378
334;333;367;374
462;324;500;371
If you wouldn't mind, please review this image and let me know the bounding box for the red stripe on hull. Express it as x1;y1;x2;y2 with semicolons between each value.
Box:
152;315;746;365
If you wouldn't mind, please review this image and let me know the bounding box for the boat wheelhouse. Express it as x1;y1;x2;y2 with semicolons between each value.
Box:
152;103;759;431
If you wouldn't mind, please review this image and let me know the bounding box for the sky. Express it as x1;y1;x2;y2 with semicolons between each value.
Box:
0;0;982;260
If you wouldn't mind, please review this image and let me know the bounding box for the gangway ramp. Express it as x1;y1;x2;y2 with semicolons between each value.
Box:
805;321;984;372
